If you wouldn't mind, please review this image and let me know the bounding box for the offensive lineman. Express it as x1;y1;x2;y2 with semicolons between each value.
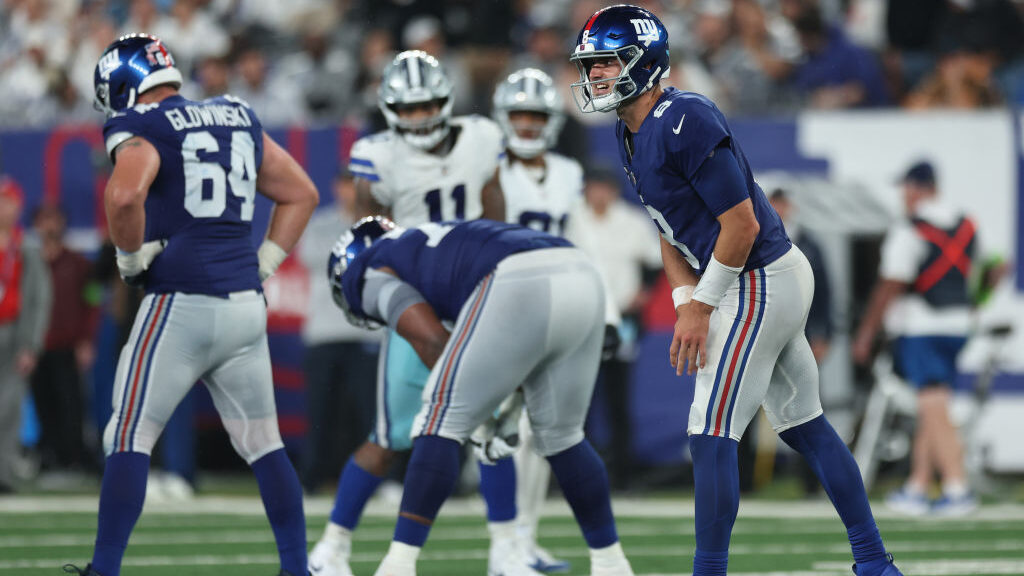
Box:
65;34;317;576
329;216;635;576
309;50;538;576
569;5;902;576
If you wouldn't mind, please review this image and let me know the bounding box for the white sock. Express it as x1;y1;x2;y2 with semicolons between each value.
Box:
385;540;421;564
323;522;352;553
590;541;627;566
943;480;969;498
488;520;518;546
903;482;927;496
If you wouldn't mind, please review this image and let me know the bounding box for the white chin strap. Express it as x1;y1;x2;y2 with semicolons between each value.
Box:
507;136;546;159
591;91;624;112
402;124;450;150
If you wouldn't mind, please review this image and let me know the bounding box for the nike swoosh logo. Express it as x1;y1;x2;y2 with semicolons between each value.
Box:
309;564;322;573
672;114;686;134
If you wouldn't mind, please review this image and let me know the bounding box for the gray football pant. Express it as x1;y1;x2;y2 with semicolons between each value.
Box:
412;247;606;457
688;245;824;441
103;290;284;463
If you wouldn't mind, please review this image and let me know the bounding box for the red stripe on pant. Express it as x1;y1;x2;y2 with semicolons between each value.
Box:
118;294;169;452
712;271;758;436
425;276;492;435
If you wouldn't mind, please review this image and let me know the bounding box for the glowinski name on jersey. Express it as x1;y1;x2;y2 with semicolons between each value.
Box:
164;99;253;131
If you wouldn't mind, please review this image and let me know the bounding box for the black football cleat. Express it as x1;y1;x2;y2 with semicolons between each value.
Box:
62;565;102;576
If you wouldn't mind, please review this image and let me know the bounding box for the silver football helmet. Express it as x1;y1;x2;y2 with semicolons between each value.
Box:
492;68;565;159
378;50;454;150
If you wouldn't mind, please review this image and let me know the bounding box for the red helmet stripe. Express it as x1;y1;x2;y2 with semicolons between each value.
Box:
583;6;610;33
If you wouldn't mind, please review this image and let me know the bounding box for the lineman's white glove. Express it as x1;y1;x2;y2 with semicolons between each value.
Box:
257;239;288;281
116;240;167;286
470;389;525;465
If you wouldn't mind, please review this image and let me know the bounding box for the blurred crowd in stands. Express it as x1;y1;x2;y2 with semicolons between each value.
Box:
2;0;1024;130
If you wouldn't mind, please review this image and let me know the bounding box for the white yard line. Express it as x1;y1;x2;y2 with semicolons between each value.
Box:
5;550;1024;576
814;559;1024;575
3;495;1024;521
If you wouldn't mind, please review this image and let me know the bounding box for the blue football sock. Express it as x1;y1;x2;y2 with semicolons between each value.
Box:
393;435;461;547
479;458;517;522
779;415;887;566
92;452;149;576
546;440;618;549
330;456;384;529
251;449;307;575
689;435;738;576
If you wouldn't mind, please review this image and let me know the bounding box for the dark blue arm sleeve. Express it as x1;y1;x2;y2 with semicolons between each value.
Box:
689;144;750;217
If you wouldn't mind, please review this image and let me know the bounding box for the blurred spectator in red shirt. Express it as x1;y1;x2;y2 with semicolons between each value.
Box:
0;176;51;493
30;205;100;474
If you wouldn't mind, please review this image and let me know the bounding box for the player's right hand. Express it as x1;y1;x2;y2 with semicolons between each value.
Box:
670;300;712;376
116;239;167;286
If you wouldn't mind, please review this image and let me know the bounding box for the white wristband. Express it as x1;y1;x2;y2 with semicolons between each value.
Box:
257;239;288;281
692;254;743;308
672;285;695;309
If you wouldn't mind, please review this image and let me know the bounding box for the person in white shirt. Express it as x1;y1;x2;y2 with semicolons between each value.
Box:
853;160;978;517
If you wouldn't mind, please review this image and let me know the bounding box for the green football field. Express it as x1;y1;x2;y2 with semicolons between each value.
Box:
2;495;1024;576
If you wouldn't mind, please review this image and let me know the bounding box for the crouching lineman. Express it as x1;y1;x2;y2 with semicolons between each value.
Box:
483;66;612;573
329;217;635;576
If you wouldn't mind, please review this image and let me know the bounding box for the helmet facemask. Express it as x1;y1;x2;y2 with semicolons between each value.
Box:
380;97;453;151
497;110;562;159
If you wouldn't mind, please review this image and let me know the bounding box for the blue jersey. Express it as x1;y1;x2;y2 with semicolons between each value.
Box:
103;94;264;295
342;220;572;322
616;88;789;273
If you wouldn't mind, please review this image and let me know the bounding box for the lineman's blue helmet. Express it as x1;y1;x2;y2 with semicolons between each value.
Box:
328;216;400;329
93;34;182;116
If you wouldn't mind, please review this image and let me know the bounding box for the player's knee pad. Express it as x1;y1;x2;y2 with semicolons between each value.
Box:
530;425;584;457
222;416;284;464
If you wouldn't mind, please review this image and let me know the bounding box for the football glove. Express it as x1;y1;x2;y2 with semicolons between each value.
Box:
116;240;167;287
602;324;621;361
470;389;524;465
257;239;288;281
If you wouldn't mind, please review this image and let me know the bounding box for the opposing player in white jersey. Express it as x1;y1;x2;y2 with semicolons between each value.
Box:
309;50;527;576
64;34;318;576
472;67;589;574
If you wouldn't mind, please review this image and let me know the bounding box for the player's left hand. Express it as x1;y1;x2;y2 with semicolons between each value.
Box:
670;300;713;376
116;239;167;286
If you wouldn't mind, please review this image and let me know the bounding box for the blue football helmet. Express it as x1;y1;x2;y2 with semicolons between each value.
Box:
93;33;182;117
569;4;670;113
328;216;401;329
